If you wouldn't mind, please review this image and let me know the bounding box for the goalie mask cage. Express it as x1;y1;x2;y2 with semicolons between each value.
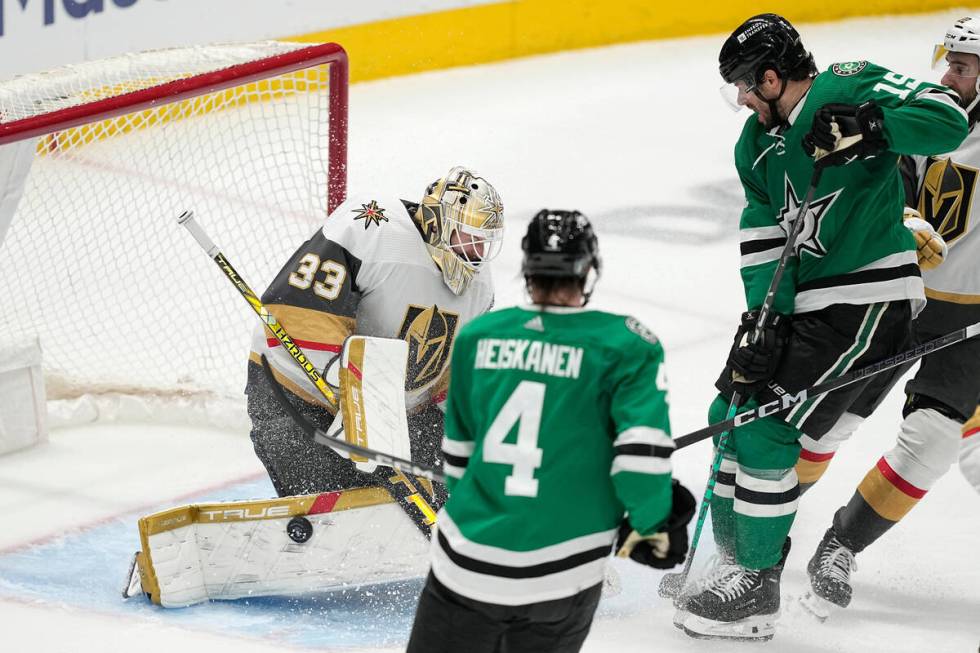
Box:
0;41;348;402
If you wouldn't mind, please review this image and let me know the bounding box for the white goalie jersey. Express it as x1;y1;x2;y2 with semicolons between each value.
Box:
910;127;980;301
249;192;495;411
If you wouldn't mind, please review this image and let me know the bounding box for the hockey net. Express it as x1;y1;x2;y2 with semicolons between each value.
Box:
0;42;348;421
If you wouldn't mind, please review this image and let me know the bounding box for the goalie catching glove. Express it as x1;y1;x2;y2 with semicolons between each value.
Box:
715;310;791;401
903;207;947;271
803;100;887;166
615;479;695;569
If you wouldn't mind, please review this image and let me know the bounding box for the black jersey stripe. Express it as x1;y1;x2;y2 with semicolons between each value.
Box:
734;485;800;506
613;444;674;458
716;470;736;487
442;452;470;468
740;237;787;256
796;264;920;293
437;530;611;579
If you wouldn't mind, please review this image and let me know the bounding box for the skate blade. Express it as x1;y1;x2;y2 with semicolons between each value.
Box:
122;551;143;599
601;566;623;598
798;590;832;623
681;613;776;642
672;607;689;630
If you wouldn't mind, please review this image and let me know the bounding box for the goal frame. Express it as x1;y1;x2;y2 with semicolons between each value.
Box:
0;42;349;213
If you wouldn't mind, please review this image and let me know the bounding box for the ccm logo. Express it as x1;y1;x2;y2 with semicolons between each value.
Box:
199;505;292;521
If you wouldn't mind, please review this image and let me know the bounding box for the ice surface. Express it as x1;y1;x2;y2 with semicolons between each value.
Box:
1;9;978;652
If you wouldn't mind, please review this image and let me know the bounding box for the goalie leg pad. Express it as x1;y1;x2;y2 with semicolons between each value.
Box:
129;487;430;607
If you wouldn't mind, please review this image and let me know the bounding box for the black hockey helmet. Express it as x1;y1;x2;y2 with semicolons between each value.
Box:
719;14;816;86
521;209;600;294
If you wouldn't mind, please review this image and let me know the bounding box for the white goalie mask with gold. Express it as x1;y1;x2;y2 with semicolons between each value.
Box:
415;166;505;295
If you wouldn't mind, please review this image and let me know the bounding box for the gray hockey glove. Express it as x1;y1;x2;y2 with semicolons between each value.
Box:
615;480;695;569
715;310;791;401
802;100;887;166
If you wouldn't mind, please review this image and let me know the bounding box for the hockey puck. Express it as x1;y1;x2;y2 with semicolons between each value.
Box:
286;516;314;543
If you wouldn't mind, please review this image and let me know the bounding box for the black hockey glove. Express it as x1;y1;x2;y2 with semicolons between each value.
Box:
615;479;695;569
802;100;887;167
715;310;791;401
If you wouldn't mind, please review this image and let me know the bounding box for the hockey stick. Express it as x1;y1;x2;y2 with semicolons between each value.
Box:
659;164;825;599
178;211;443;536
674;319;980;450
177;210;338;409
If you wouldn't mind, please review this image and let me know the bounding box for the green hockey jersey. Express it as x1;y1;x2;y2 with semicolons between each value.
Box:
735;61;968;316
432;305;674;605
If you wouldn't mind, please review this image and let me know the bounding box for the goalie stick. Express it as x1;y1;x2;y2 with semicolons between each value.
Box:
177;210;339;409
660;164;825;599
178;211;444;538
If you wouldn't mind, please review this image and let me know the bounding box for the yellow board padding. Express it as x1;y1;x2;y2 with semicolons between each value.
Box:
286;0;969;83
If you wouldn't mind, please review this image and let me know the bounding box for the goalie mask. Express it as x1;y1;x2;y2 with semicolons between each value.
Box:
415;166;504;295
521;209;601;304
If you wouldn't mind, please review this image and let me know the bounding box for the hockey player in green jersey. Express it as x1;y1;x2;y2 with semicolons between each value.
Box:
406;209;694;653
677;13;970;642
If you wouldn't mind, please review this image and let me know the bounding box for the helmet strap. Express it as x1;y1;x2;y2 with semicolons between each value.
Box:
754;72;789;129
967;79;980;125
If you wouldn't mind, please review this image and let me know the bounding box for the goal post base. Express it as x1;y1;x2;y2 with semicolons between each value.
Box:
0;338;46;456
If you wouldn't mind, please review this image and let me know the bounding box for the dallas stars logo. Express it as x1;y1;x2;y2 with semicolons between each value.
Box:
352;200;388;229
777;174;842;259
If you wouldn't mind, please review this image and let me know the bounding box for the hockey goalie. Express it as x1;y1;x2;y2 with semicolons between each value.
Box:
125;167;504;607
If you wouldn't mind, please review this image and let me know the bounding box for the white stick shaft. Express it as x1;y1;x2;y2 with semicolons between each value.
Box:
177;210;220;258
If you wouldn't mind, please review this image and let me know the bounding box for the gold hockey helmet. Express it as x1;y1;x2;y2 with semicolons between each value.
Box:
417;166;504;295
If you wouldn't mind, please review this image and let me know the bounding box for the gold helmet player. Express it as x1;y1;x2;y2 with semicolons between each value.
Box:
415;166;504;295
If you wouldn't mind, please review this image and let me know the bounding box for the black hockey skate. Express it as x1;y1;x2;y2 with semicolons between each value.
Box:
681;538;791;642
671;551;736;629
800;524;857;620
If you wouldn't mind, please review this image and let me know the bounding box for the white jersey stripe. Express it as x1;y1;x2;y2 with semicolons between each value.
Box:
741;225;786;242
741;247;784;269
441;437;475;457
794;276;924;315
734;498;798;518
613;426;673;449
431;541;607;605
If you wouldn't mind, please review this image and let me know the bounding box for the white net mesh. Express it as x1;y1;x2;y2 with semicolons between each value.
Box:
0;41;346;401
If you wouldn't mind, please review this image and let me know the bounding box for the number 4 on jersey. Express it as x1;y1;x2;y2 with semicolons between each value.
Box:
483;381;545;497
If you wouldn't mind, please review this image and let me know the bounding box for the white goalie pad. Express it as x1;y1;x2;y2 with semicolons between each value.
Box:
125;486;430;607
337;336;411;470
0;338;47;456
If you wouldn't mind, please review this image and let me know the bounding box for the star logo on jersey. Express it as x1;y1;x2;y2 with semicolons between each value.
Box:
831;61;867;77
397;305;460;390
777;174;841;259
352;200;388;229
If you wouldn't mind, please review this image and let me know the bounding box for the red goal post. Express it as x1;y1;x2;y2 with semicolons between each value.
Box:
0;41;349;407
